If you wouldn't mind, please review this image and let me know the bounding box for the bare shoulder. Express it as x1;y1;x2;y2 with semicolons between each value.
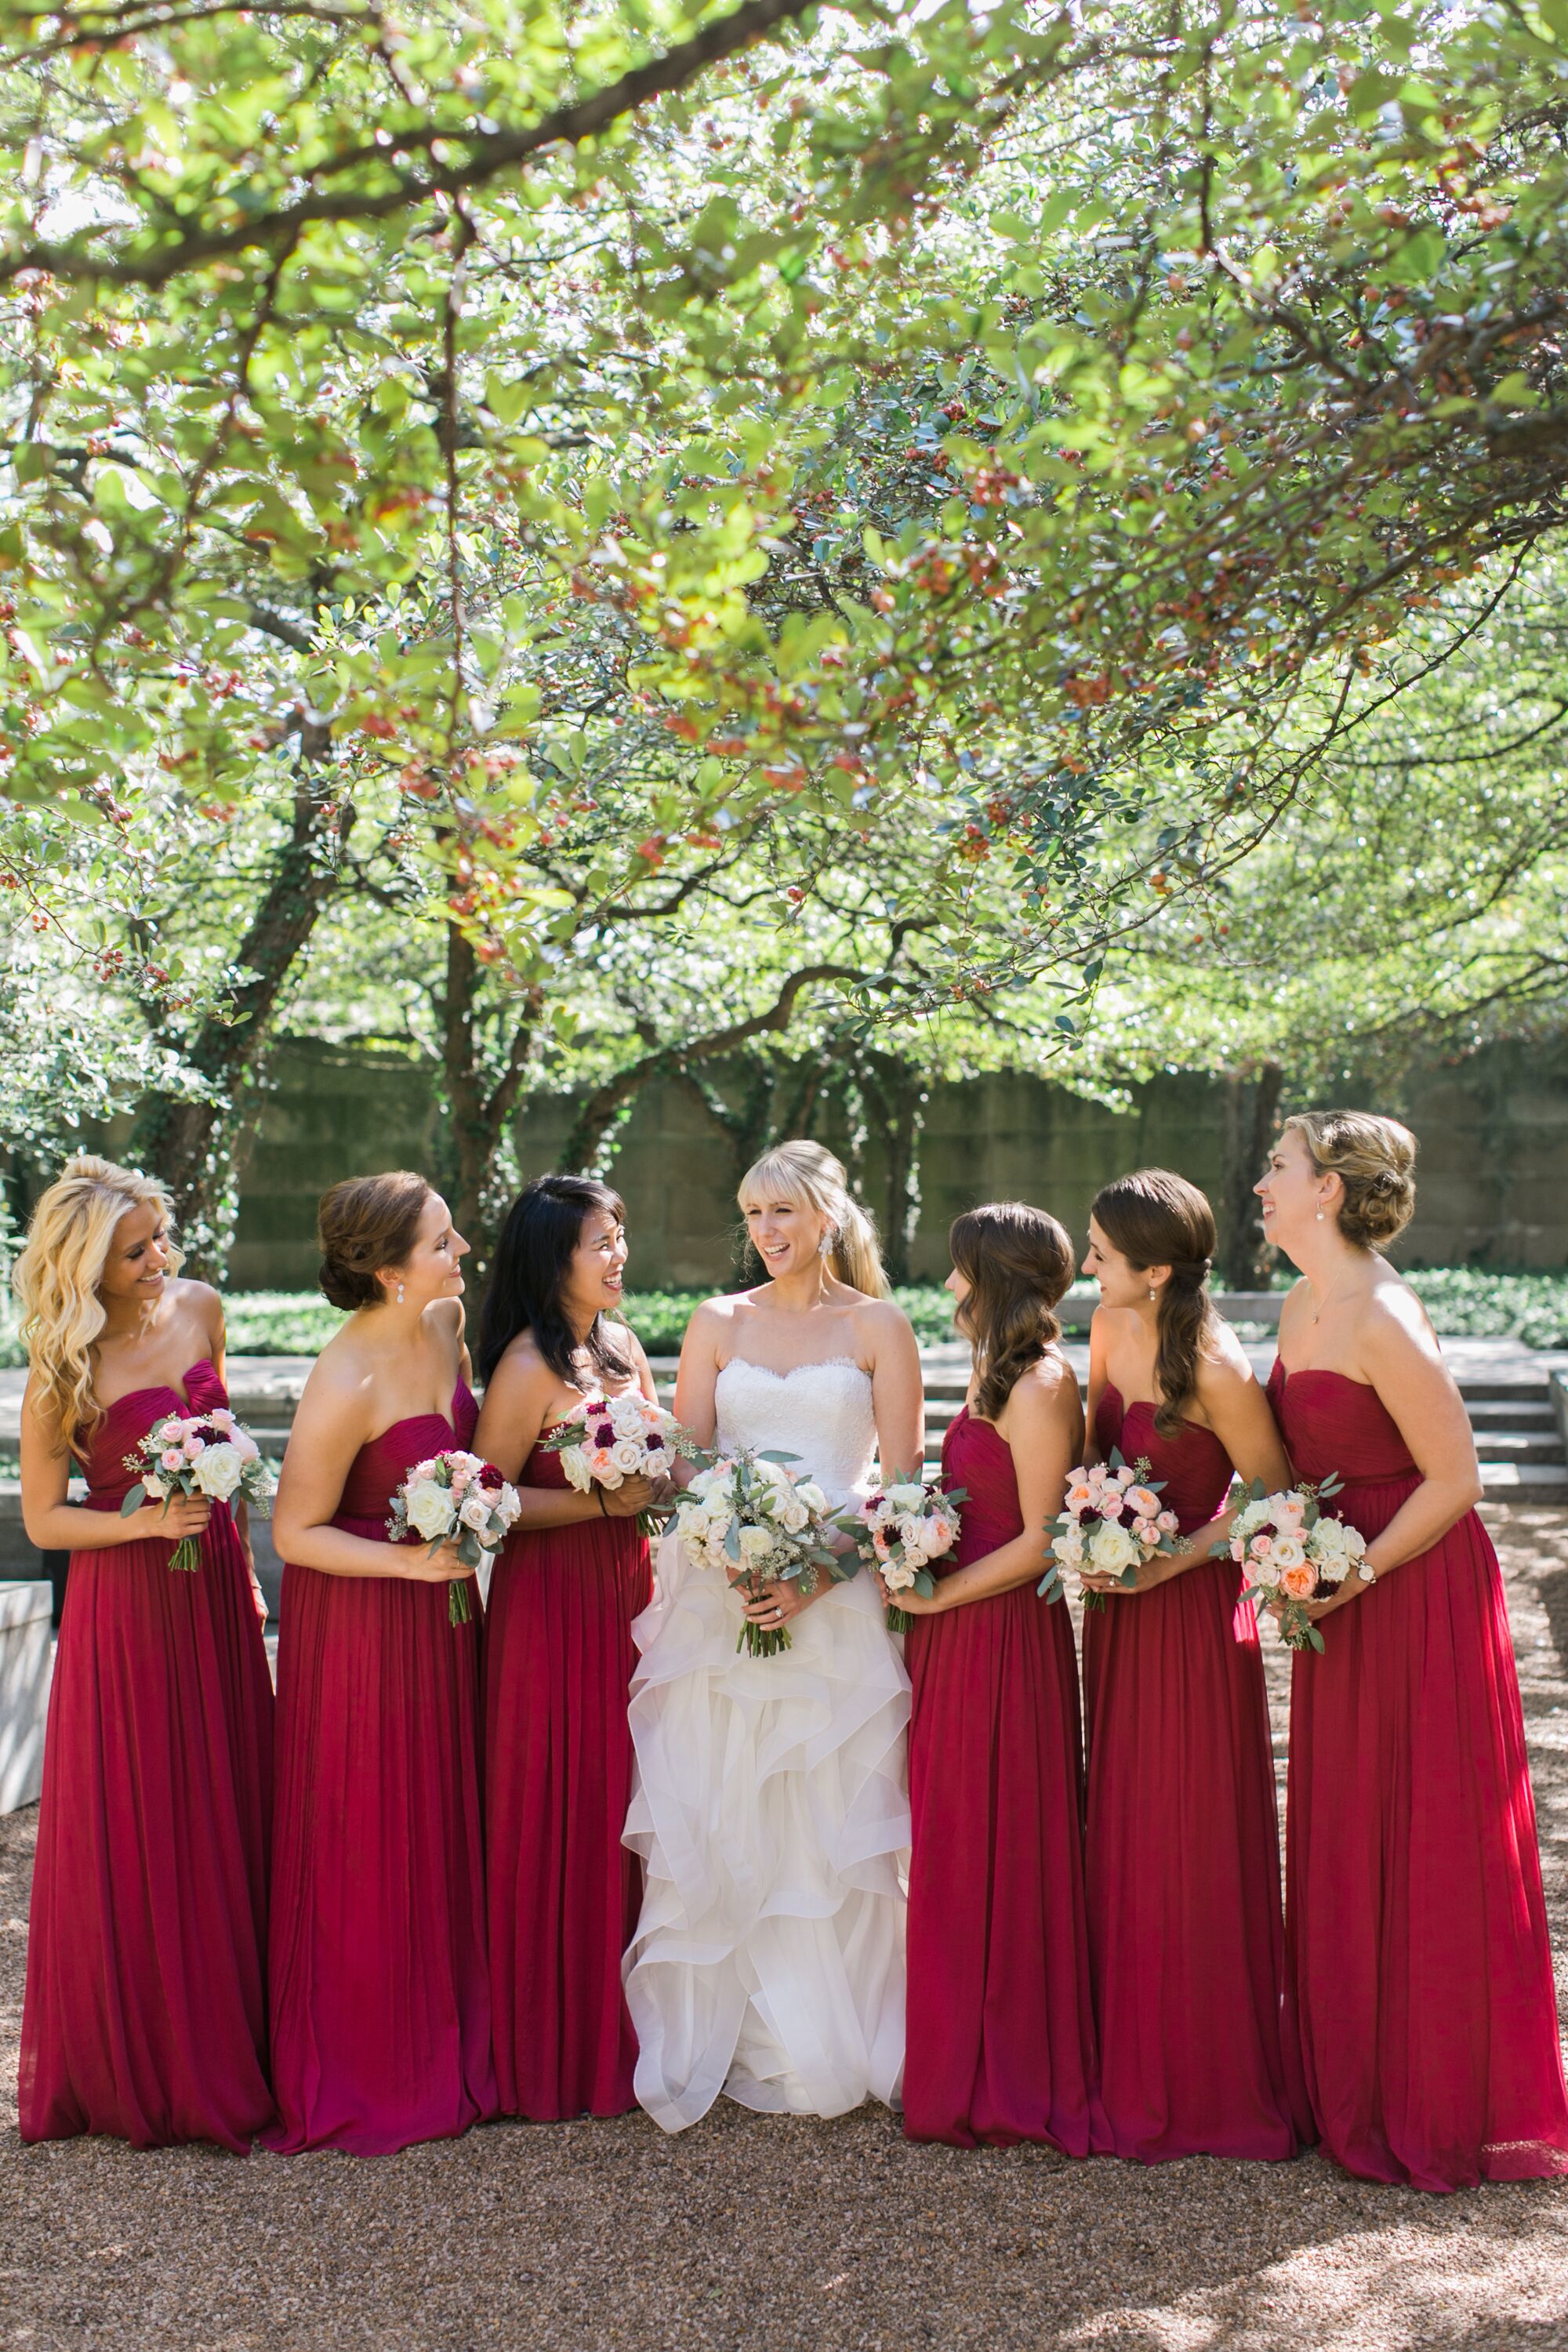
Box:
1015;1347;1080;1412
1274;1276;1314;1342
852;1294;916;1353
299;1320;380;1417
171;1277;224;1345
1357;1269;1442;1367
431;1296;466;1341
685;1294;741;1343
1194;1315;1256;1392
481;1330;560;1421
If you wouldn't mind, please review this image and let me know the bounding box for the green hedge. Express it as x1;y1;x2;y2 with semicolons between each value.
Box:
2;1269;1563;1374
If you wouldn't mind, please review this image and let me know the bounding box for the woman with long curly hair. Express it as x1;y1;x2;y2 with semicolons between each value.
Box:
14;1156;274;2149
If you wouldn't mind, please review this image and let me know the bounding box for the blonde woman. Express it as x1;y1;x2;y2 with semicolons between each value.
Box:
14;1157;274;2150
624;1141;922;2132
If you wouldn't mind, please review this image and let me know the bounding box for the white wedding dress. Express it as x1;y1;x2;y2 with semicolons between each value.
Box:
623;1356;910;2133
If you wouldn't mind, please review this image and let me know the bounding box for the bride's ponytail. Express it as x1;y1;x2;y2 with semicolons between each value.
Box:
737;1141;890;1298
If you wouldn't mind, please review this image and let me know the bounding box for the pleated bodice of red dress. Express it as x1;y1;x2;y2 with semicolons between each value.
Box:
1083;1384;1305;2161
485;1436;652;2118
20;1359;275;2150
265;1381;495;2154
1270;1360;1568;2190
902;1405;1102;2149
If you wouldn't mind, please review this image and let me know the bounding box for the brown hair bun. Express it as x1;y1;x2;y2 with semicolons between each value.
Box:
1282;1112;1417;1250
318;1171;432;1310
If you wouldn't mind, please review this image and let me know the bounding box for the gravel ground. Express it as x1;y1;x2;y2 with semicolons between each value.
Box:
5;1504;1568;2351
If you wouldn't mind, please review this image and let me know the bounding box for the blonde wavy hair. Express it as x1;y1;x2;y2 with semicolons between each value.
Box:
11;1156;183;1455
738;1140;889;1298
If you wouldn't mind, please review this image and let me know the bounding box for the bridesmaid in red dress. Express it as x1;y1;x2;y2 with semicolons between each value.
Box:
15;1156;274;2149
1080;1170;1306;2162
887;1203;1102;2150
474;1176;659;2121
1258;1110;1568;2190
266;1171;495;2154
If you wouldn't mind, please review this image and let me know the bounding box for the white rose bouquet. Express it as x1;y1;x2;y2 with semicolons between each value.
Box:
1216;1473;1366;1653
1038;1450;1182;1608
540;1388;699;1532
121;1407;274;1572
674;1448;850;1658
387;1449;521;1626
848;1475;967;1635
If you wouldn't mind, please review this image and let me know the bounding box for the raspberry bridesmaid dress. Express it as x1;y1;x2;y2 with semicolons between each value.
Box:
1083;1385;1305;2161
20;1359;274;2150
266;1381;495;2154
1271;1360;1568;2190
902;1405;1102;2149
485;1437;651;2118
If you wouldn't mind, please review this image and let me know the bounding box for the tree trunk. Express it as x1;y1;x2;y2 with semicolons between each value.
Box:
1218;1061;1284;1290
877;1061;927;1287
434;921;540;1283
129;783;350;1279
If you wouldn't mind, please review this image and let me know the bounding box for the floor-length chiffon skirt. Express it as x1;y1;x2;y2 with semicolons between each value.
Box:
20;1502;275;2150
485;1512;650;2118
266;1541;495;2154
1287;1484;1568;2190
905;1586;1101;2149
1083;1562;1305;2161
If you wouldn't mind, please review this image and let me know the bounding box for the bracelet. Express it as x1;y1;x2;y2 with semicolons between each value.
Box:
596;1486;608;1516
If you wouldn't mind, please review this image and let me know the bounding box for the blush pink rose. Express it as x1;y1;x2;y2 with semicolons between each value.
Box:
1280;1561;1316;1600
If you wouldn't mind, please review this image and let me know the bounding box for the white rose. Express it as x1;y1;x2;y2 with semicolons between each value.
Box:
738;1524;775;1561
141;1471;168;1500
191;1441;245;1500
775;1496;809;1535
884;1483;926;1512
1271;1534;1308;1573
793;1482;829;1517
558;1446;591;1494
459;1493;492;1533
882;1557;918;1592
405;1480;455;1542
1087;1522;1141;1577
1053;1528;1083;1568
609;1439;645;1477
609;1395;647;1439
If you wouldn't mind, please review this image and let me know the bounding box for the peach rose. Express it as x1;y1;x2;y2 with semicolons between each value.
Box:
1279;1561;1316;1600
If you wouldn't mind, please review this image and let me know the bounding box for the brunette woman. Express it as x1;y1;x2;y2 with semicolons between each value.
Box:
1080;1170;1306;2162
266;1172;495;2154
15;1157;274;2149
1258;1112;1568;2189
887;1202;1102;2151
474;1176;661;2122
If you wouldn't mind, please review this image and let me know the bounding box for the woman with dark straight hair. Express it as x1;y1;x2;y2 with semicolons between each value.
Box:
474;1174;662;2120
1081;1168;1307;2163
887;1200;1102;2151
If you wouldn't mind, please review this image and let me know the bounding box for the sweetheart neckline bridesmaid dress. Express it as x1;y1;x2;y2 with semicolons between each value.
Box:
20;1359;275;2150
1271;1359;1568;2190
264;1380;495;2154
484;1429;651;2119
902;1405;1102;2150
1083;1382;1306;2162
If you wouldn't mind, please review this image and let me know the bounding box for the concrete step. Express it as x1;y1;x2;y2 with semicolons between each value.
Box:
1467;1399;1557;1429
1479;1461;1568;1501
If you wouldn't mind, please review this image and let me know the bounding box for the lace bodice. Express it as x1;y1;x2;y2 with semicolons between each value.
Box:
713;1356;877;1510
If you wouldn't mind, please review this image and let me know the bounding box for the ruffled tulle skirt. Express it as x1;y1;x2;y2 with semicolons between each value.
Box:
623;1532;910;2133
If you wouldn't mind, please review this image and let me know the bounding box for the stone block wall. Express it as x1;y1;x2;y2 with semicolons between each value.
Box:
205;1033;1568;1288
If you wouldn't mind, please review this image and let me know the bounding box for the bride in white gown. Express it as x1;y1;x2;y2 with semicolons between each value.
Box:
624;1142;924;2132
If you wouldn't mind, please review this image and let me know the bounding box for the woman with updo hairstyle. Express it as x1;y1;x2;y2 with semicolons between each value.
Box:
889;1200;1102;2151
13;1156;274;2149
265;1171;496;2154
474;1175;662;2121
1258;1112;1568;2188
1080;1169;1306;2163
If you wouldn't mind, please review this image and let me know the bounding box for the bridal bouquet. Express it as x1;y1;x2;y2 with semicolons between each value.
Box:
541;1388;699;1532
849;1476;967;1635
1218;1475;1367;1653
121;1408;274;1572
1039;1450;1181;1607
675;1450;850;1658
387;1450;522;1626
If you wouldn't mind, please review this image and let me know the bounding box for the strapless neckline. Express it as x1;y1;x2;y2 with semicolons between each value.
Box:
718;1354;867;1381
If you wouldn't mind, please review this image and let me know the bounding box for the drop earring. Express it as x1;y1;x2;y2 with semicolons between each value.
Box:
396;1279;405;1303
1149;1285;1157;1301
1315;1210;1324;1223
